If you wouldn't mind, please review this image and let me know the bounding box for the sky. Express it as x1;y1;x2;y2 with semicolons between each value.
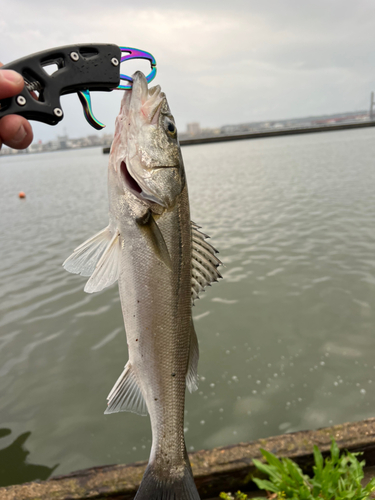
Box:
2;0;375;143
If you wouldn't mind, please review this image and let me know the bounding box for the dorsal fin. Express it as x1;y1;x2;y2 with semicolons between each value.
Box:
191;221;222;304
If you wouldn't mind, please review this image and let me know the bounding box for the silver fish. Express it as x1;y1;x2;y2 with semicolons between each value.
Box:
63;71;221;500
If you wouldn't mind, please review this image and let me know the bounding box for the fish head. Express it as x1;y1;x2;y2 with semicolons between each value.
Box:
109;71;185;212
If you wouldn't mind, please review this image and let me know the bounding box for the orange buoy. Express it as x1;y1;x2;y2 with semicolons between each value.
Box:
19;191;26;199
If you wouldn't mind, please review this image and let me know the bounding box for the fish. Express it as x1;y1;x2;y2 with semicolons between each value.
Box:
63;71;221;500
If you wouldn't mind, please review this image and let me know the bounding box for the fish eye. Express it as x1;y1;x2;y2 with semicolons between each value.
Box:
166;120;177;136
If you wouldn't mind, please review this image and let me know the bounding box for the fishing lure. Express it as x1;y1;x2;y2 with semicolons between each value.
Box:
0;44;157;130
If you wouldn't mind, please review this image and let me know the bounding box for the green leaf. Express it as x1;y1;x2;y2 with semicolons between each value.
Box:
330;437;340;463
252;477;279;493
313;445;323;473
284;458;306;484
252;458;279;478
260;449;284;471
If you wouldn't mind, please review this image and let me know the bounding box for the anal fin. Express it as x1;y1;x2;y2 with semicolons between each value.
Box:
105;362;148;416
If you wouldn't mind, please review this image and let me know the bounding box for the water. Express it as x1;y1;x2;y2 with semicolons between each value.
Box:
0;127;375;485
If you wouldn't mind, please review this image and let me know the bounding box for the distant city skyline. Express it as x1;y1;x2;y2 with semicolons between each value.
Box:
1;108;371;156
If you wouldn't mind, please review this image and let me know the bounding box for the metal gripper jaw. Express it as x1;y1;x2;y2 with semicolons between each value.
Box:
76;47;157;130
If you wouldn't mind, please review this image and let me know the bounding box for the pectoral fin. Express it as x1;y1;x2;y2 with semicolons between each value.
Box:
63;226;122;294
63;226;113;277
84;231;121;293
137;211;172;270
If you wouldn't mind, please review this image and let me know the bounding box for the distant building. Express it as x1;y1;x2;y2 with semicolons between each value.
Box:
186;123;201;136
29;142;43;153
57;135;69;149
87;135;102;146
220;124;240;135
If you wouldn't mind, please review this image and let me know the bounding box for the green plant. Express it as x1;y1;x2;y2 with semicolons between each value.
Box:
220;492;249;500
220;439;375;500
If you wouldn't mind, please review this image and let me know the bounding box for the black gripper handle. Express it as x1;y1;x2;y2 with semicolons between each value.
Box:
0;43;121;125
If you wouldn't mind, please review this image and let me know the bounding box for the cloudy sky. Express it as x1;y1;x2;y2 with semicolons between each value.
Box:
2;0;375;142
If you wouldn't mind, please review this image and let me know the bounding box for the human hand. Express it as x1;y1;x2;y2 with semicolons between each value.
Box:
0;64;33;150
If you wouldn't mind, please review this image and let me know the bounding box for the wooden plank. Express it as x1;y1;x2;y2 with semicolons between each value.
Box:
0;418;374;500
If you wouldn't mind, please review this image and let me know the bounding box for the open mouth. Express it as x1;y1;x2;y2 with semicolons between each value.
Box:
121;161;142;196
120;161;166;207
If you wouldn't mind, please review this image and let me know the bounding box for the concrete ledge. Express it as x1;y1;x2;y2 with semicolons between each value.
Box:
179;120;375;146
1;418;375;499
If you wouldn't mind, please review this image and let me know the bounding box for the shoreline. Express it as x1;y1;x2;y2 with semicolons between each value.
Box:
102;120;375;153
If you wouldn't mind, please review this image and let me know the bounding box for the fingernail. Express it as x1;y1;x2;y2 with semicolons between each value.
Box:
13;125;27;144
2;70;23;85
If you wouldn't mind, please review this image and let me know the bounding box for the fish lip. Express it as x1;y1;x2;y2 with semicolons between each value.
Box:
120;161;167;208
149;98;165;124
149;97;167;125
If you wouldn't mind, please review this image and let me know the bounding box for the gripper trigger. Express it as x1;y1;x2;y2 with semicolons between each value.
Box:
77;90;105;130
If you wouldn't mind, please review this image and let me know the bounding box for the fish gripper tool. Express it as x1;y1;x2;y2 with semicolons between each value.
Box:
0;44;157;130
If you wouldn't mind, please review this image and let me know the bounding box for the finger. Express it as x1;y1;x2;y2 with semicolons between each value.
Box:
0;115;33;149
0;69;24;100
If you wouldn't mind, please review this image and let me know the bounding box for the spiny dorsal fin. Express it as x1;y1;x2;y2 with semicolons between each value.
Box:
191;221;222;304
105;362;148;416
63;226;122;294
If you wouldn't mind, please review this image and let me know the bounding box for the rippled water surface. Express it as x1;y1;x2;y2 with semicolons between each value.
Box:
1;128;375;484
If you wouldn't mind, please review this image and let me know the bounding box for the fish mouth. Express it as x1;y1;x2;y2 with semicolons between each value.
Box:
120;161;166;207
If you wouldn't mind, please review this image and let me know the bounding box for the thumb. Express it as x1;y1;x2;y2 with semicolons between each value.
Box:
0;69;24;100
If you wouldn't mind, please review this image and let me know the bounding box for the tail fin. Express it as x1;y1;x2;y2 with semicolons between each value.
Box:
134;460;200;500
